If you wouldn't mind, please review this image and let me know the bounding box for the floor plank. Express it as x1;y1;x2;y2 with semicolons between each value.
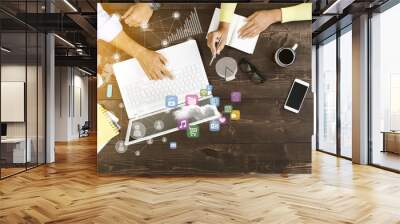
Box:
1;135;399;224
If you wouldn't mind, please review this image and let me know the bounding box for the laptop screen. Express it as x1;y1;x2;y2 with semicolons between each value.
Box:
127;98;220;144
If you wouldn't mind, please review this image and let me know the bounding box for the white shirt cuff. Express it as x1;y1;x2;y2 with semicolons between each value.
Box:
97;14;122;42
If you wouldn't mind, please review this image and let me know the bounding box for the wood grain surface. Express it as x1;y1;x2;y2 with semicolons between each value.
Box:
97;3;312;175
2;136;400;223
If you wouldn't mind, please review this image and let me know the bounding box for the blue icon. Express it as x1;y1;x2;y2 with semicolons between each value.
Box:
209;120;220;132
106;84;113;98
169;142;177;149
210;97;220;107
206;85;213;92
166;95;178;108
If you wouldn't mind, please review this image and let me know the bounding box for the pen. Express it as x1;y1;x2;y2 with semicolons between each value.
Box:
209;39;222;66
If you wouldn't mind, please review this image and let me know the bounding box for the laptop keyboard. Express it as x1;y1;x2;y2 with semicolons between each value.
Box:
121;64;209;115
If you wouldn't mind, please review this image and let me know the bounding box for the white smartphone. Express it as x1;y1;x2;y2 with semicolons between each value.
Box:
284;79;310;113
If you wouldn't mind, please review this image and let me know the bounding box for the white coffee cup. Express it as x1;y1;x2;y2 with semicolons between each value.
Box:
274;43;298;67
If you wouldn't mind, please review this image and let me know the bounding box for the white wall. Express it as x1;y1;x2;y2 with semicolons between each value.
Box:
1;64;46;164
54;67;89;141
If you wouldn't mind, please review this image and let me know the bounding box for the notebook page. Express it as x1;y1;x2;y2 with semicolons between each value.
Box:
229;15;259;54
97;104;119;152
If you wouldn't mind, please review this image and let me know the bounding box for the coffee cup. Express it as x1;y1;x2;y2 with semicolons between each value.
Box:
274;43;298;67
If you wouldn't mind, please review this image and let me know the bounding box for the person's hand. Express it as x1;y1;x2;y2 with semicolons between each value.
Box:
121;3;153;27
207;22;230;56
238;9;282;38
136;49;173;80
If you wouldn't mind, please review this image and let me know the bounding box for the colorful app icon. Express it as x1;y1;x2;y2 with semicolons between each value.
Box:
169;142;177;149
206;84;213;92
177;119;188;130
210;97;220;107
230;110;240;120
231;91;241;102
219;116;227;124
187;125;200;138
200;89;208;97
224;105;233;113
166;95;178;108
106;84;113;98
209;120;220;132
185;94;198;106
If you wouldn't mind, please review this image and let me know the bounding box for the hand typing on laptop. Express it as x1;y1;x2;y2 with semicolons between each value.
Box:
98;3;172;80
135;49;173;80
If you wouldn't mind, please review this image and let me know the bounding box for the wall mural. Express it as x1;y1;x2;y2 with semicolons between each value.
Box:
97;3;313;175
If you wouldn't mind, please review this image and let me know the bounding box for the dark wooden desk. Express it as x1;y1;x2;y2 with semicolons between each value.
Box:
97;3;313;175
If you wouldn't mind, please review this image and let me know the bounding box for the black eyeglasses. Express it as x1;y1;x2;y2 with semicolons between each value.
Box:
238;58;266;84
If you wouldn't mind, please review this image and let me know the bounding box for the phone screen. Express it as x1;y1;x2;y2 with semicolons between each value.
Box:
286;81;308;110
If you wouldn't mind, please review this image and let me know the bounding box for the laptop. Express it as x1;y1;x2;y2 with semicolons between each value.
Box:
113;40;221;145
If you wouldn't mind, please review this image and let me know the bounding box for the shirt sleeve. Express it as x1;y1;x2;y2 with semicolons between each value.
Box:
281;3;312;23
220;3;237;23
97;4;123;42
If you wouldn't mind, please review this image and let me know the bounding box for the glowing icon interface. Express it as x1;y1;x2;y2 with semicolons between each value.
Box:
210;97;220;107
166;95;178;108
154;120;165;131
224;105;233;113
200;89;208;97
209;120;220;132
231;110;240;120
219;116;227;124
185;94;198;106
187;125;200;138
169;142;177;149
231;91;241;102
177;119;188;130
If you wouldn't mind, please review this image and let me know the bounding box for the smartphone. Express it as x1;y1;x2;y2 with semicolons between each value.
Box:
284;79;309;113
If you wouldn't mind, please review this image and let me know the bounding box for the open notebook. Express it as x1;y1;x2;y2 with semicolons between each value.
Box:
97;104;120;152
207;8;259;54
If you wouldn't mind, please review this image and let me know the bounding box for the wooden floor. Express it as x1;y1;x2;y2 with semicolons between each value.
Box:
1;135;400;224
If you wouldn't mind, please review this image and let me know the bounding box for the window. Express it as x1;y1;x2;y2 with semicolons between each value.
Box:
317;36;337;154
339;27;352;158
370;3;400;171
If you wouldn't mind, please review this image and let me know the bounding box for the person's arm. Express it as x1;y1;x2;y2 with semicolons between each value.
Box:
281;3;312;23
97;3;122;43
110;31;172;80
97;4;171;80
220;3;237;23
207;3;237;56
238;3;312;38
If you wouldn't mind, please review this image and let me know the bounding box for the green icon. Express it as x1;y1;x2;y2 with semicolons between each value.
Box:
224;105;233;113
187;125;200;138
200;89;208;97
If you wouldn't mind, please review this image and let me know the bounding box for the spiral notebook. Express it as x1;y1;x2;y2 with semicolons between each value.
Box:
97;104;119;152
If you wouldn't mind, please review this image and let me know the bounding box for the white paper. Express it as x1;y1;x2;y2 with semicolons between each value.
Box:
207;8;259;54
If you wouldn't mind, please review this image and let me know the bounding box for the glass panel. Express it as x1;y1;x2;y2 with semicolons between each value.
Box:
1;30;28;177
339;28;352;158
317;37;337;154
27;31;38;169
26;0;40;169
0;0;46;178
371;4;400;171
38;32;45;165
